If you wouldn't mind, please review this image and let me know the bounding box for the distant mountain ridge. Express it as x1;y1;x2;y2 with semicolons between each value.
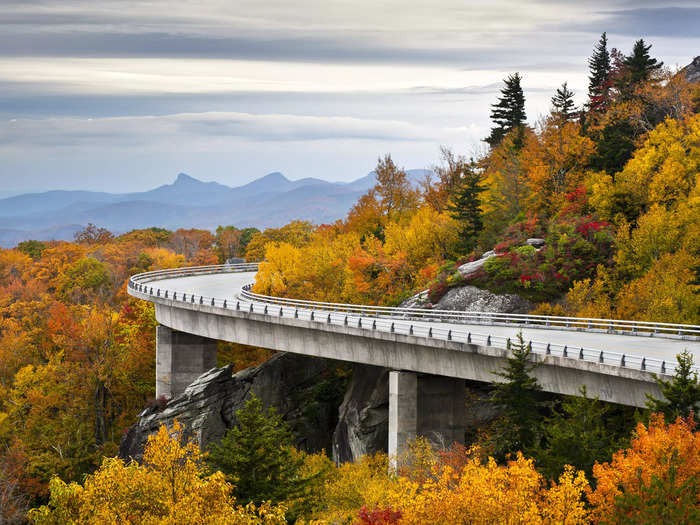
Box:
0;169;432;247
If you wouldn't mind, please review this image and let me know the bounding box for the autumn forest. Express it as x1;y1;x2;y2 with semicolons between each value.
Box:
1;35;700;524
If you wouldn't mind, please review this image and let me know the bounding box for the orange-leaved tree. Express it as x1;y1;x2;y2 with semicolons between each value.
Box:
588;414;700;523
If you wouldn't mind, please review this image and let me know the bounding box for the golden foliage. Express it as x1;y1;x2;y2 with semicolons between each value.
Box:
28;421;286;525
383;207;459;268
615;251;700;324
316;442;590;525
315;453;392;524
244;221;315;261
609;114;700;212
480;131;532;236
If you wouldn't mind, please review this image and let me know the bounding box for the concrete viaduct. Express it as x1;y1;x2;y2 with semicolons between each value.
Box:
128;264;700;457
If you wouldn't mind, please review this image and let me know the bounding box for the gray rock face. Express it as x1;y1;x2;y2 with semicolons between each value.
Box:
683;56;700;83
119;357;507;466
119;353;347;461
435;285;533;313
457;252;496;277
332;365;389;463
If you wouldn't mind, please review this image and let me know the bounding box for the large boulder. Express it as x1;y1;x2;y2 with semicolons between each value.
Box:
119;353;348;461
435;285;533;313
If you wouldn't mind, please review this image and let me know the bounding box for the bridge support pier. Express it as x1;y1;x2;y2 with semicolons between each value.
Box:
388;371;467;460
156;325;217;399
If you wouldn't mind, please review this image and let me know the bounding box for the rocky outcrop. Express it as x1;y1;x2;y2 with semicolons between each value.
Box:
332;365;389;463
119;353;348;461
683;56;700;84
526;238;545;248
435;285;533;313
398;281;532;314
119;357;506;465
457;250;496;278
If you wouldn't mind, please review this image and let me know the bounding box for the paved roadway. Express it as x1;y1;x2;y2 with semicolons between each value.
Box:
149;272;700;364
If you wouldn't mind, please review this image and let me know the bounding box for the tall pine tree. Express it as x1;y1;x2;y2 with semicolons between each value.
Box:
587;32;611;112
447;160;484;253
485;73;527;148
490;332;543;459
551;82;577;124
646;350;700;423
624;39;664;85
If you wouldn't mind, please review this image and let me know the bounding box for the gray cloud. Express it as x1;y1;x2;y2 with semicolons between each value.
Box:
0;31;489;64
582;7;700;38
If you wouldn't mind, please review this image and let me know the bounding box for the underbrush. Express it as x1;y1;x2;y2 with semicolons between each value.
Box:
426;214;615;304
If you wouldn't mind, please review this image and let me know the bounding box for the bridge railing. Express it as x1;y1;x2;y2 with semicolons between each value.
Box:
239;286;700;340
127;264;700;377
129;263;259;284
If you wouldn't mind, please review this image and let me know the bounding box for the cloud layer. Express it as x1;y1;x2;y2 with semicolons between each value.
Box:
0;0;698;192
1;112;476;147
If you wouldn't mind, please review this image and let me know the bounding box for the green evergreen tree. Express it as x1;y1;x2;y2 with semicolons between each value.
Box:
589;119;637;174
587;32;611;112
531;386;623;481
551;82;577;124
624;39;664;85
646;350;700;423
485;73;527;148
446;161;484;253
207;395;315;506
490;332;543;459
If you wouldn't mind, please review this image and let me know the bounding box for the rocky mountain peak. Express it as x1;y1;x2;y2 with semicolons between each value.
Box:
173;172;202;185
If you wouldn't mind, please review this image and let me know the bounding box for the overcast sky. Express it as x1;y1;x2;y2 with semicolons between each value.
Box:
0;0;698;194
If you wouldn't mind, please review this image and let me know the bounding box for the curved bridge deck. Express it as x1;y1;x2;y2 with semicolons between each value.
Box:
143;270;700;369
128;265;700;410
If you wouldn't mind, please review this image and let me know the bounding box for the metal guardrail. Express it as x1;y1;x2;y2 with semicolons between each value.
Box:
128;264;700;377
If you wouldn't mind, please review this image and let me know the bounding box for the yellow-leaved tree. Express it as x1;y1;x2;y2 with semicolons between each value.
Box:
28;421;286;525
244;221;315;262
384;451;588;525
316;442;589;525
590;113;700;221
383;206;460;268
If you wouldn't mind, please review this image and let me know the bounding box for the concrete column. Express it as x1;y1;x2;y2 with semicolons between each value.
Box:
388;371;418;459
389;371;467;460
156;325;218;399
